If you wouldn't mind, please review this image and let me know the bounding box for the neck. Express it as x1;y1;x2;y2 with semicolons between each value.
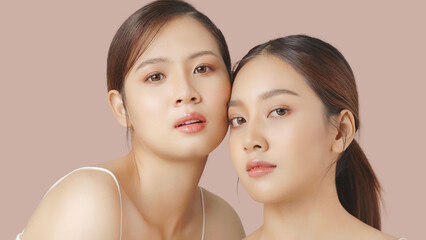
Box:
128;146;206;238
261;180;354;240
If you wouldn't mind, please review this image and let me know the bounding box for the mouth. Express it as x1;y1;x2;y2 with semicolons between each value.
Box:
176;119;204;127
246;159;277;177
174;112;207;133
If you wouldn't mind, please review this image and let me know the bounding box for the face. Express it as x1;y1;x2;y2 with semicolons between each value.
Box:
228;55;337;203
121;16;230;160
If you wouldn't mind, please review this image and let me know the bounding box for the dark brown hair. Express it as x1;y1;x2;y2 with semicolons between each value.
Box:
233;35;382;229
107;0;231;94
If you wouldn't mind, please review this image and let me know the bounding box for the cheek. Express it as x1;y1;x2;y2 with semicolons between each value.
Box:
269;116;331;182
202;77;230;105
126;89;169;131
229;131;245;172
229;130;258;189
200;77;231;121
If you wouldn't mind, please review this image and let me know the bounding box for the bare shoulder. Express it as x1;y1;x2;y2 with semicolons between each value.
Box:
202;188;245;240
21;168;121;240
365;227;400;240
349;218;399;240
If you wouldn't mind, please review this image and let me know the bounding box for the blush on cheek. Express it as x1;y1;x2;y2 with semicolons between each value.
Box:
271;118;327;178
208;74;230;95
211;89;231;104
296;123;331;183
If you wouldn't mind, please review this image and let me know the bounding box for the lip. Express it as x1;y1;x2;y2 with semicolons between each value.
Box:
174;112;207;133
246;159;277;177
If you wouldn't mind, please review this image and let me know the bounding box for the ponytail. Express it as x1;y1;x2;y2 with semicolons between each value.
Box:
335;139;382;229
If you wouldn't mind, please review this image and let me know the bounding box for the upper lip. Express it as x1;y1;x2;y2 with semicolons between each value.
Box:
246;159;277;171
174;112;206;128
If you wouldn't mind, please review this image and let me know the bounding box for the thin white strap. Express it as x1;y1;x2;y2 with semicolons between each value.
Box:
44;167;123;240
199;186;205;240
15;232;22;240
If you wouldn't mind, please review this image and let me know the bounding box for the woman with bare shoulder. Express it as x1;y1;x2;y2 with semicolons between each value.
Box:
17;1;245;239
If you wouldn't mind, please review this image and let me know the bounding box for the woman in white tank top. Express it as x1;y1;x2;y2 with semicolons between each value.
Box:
16;1;245;239
228;35;406;239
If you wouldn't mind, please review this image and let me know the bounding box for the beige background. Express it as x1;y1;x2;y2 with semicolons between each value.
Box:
1;0;424;239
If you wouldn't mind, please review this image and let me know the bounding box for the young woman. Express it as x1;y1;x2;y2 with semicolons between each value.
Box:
228;35;404;240
17;1;245;239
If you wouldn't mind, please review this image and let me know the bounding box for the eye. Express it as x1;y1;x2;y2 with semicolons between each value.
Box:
268;108;289;117
229;117;246;128
145;72;165;82
193;65;212;74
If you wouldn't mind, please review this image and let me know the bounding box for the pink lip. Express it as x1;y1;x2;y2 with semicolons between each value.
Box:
246;159;277;177
174;112;207;133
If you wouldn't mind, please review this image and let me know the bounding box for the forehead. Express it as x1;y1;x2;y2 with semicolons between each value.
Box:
139;15;221;60
232;54;313;99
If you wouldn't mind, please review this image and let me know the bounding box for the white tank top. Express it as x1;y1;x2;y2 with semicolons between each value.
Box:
16;167;206;240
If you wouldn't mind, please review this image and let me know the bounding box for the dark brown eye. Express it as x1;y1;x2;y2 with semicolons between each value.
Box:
269;108;288;117
194;65;208;74
146;73;165;82
229;117;246;128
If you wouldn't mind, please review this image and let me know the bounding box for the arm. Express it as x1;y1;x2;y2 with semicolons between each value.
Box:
21;169;121;240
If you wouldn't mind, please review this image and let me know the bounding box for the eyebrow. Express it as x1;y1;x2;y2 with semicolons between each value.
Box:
260;89;299;99
134;50;219;72
135;58;169;71
228;88;299;108
228;99;242;108
188;50;218;60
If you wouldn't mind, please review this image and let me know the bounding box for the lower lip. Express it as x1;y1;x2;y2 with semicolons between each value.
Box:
247;167;276;177
175;122;206;133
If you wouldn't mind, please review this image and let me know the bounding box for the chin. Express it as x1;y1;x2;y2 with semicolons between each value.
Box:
156;150;202;162
245;187;275;203
249;191;294;204
242;180;293;204
186;127;227;154
148;135;223;162
166;139;218;160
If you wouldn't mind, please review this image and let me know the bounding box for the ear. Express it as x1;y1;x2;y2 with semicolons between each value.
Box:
108;90;130;128
331;109;356;154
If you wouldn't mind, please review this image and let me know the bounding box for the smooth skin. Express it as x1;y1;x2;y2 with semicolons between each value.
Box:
21;16;245;240
228;54;397;240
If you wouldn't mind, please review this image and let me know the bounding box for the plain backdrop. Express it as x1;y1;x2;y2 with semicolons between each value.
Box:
1;0;425;239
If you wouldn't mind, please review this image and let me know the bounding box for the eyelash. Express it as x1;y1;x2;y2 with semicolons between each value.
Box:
268;107;289;118
228;116;246;128
228;108;289;128
145;72;165;82
193;64;214;74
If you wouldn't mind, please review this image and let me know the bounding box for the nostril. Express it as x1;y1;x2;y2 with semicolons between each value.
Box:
191;97;197;101
254;144;262;149
176;99;182;103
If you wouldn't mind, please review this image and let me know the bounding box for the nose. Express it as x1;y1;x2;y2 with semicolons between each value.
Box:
175;95;199;105
174;75;201;106
242;119;268;153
